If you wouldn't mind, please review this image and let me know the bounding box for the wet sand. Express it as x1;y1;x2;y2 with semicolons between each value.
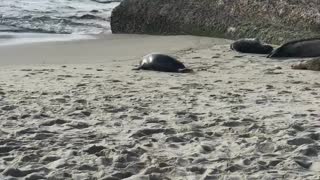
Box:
0;34;220;65
0;34;319;180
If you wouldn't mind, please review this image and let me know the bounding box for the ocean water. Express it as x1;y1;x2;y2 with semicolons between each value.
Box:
0;0;121;34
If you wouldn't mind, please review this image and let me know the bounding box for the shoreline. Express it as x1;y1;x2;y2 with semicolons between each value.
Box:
0;32;97;47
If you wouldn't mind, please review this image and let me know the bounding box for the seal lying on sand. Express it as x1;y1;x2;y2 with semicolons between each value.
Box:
291;58;320;71
230;38;273;54
133;53;193;73
268;38;320;58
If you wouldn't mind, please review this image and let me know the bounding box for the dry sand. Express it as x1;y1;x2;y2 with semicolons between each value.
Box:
0;34;319;180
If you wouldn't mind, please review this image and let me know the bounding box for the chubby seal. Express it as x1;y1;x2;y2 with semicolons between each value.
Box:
133;53;193;73
291;58;320;71
268;38;320;58
230;38;273;54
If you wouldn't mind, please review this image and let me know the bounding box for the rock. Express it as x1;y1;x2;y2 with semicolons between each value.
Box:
111;0;320;44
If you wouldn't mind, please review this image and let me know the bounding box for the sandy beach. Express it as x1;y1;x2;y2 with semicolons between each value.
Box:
0;34;319;180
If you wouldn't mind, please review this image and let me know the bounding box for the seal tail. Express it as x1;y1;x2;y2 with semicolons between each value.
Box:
178;68;194;73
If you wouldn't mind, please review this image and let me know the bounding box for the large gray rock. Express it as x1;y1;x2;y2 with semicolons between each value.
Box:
111;0;320;44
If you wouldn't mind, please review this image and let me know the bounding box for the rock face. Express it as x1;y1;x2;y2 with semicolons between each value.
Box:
111;0;320;44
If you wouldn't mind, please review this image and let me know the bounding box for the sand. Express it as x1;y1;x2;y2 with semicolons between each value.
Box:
0;34;319;180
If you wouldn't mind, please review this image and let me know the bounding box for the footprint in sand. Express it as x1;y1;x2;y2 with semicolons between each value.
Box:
68;110;91;118
50;97;68;104
76;83;88;87
57;74;73;78
84;145;106;155
82;74;93;78
2;168;46;178
66;121;89;129
211;55;220;58
41;119;68;126
20;69;33;72
130;128;176;139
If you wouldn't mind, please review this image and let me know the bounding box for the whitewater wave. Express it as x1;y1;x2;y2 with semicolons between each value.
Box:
0;0;120;34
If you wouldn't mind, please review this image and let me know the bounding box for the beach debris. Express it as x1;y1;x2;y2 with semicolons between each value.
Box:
291;58;320;71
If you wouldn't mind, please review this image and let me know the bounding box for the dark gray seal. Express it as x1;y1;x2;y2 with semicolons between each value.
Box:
230;38;273;54
268;38;320;58
133;53;193;73
291;58;320;71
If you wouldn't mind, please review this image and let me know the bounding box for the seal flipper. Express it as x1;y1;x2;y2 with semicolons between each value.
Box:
267;53;273;58
132;66;142;70
267;48;279;58
230;43;234;50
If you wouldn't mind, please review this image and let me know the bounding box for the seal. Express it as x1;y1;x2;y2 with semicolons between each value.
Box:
230;38;273;54
133;53;193;73
291;58;320;71
268;38;320;58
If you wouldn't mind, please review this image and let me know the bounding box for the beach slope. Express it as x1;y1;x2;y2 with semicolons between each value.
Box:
0;35;319;179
